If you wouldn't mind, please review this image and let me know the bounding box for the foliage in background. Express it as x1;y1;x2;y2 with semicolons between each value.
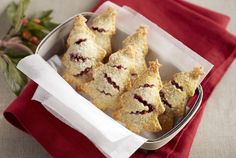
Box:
0;0;58;95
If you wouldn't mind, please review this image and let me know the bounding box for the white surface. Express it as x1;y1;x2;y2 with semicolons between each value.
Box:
0;0;235;157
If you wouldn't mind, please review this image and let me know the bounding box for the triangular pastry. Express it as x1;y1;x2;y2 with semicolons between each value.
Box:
158;105;175;132
159;67;204;131
122;26;148;78
113;60;165;134
61;15;106;87
90;7;117;56
81;46;135;110
67;15;95;47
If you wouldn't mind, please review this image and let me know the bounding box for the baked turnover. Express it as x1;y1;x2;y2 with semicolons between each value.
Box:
61;15;106;87
60;7;205;134
81;46;135;111
159;67;204;131
113;60;165;134
90;7;117;56
122;26;148;78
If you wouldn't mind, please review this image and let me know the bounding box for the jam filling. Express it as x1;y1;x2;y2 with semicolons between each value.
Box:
111;65;127;70
104;73;120;90
159;91;172;108
139;84;154;88
171;80;183;91
75;38;87;45
92;26;106;33
97;89;112;96
130;94;154;115
131;73;138;77
74;67;91;77
70;53;87;62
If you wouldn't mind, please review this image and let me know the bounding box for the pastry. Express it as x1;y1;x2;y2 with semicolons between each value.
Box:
61;15;106;87
90;7;117;56
158;105;175;132
67;15;95;47
113;60;165;134
81;46;135;110
122;26;148;78
158;67;204;131
61;10;204;134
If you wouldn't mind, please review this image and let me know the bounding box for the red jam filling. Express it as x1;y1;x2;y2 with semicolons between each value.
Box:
104;73;120;90
139;84;154;88
171;80;183;91
75;39;87;45
97;89;112;96
130;94;154;115
159;91;172;108
91;26;106;33
131;73;138;77
70;53;87;62
74;67;91;77
111;65;127;70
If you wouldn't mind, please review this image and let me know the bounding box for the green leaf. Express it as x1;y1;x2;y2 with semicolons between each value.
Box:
10;57;23;65
25;21;47;31
0;53;7;71
24;41;37;52
42;21;58;31
31;30;47;39
5;48;29;58
14;0;30;33
31;10;53;19
4;2;17;25
0;54;28;95
41;16;52;22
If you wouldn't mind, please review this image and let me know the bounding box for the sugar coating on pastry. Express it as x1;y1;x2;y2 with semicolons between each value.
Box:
160;81;188;117
158;105;175;132
81;46;135;110
91;7;117;55
173;67;204;96
62;70;92;88
113;60;165;134
67;15;95;47
122;26;148;77
61;15;106;87
159;67;204;123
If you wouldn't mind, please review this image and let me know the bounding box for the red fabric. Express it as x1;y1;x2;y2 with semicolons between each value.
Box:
4;0;236;158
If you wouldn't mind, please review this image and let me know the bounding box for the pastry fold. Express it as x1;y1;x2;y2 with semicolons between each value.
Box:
91;7;117;56
61;15;106;87
81;46;135;110
122;26;148;78
114;60;165;134
159;67;204;131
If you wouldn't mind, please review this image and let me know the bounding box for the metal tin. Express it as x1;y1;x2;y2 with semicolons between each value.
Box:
36;12;203;150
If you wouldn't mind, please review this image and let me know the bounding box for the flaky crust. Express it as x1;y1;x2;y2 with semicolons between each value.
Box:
160;81;188;117
61;15;106;88
67;15;95;47
158;105;175;132
174;67;204;96
91;7;117;55
122;26;148;78
62;71;92;88
81;46;135;111
61;14;204;134
159;67;204;129
113;60;165;134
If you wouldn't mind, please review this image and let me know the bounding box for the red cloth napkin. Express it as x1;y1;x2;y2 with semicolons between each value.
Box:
4;0;236;157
